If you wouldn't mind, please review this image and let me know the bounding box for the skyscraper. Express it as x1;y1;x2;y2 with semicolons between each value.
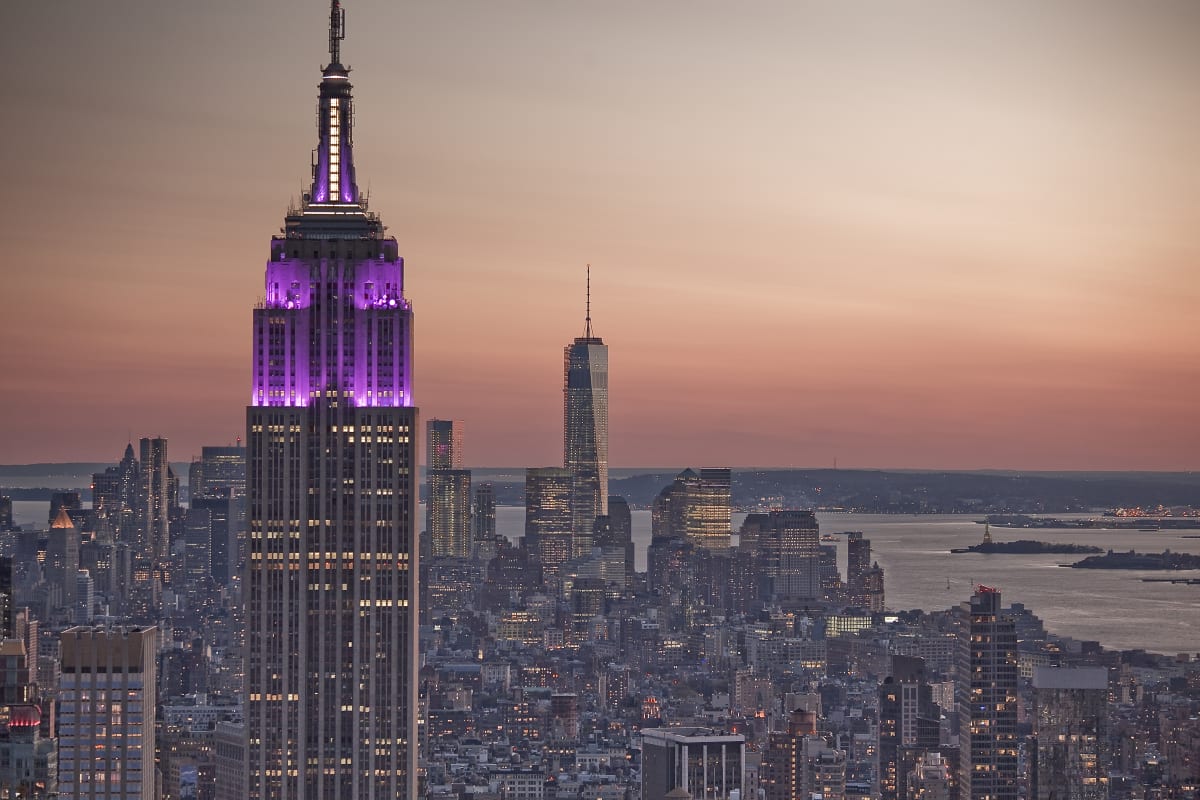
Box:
757;509;821;603
472;483;497;543
45;508;80;613
139;437;169;564
846;532;870;601
877;656;942;800
651;468;733;550
245;3;418;796
1031;667;1109;800
426;420;471;558
958;587;1018;800
525;467;574;578
564;268;608;555
190;444;247;498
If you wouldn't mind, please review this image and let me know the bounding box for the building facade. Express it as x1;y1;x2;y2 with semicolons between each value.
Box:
525;468;575;579
958;587;1018;800
641;727;746;800
244;3;419;797
1031;666;1109;800
563;277;608;554
58;627;156;800
427;419;471;558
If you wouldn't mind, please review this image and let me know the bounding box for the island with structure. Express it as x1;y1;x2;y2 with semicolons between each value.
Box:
951;523;1104;555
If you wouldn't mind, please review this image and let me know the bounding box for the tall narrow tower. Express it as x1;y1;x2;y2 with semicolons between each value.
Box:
958;586;1018;800
245;3;419;797
563;266;609;556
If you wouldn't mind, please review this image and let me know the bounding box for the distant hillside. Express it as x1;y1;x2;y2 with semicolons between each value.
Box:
5;463;1198;514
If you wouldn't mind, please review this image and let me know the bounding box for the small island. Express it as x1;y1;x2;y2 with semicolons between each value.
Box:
951;540;1103;555
951;522;1103;555
1067;550;1200;570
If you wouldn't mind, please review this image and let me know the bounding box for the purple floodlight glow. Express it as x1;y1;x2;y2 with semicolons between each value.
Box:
253;255;412;409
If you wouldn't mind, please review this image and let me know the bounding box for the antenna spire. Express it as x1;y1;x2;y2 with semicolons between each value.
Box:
585;264;593;338
329;0;346;66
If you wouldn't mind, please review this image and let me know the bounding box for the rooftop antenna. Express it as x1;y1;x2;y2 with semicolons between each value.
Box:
584;264;593;338
329;0;346;66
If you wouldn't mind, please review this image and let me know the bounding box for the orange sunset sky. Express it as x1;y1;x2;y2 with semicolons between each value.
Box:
2;1;1198;469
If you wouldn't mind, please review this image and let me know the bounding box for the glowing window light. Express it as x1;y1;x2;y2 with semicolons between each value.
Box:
329;98;341;199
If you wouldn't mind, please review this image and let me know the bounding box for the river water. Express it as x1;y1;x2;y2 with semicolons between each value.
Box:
12;502;1198;654
493;507;1200;656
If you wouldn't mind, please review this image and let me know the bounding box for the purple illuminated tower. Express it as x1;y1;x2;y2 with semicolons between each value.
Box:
244;3;418;798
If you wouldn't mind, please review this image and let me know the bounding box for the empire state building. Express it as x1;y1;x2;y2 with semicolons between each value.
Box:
245;3;418;797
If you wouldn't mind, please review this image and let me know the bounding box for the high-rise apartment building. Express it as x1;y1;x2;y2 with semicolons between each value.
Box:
847;532;870;598
958;587;1018;800
426;419;463;470
59;626;157;800
426;420;471;558
878;656;942;800
244;3;419;797
563;271;608;554
1031;667;1109;800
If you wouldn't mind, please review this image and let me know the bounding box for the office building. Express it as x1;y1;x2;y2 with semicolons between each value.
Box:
563;269;608;554
757;510;821;603
427;419;471;558
641;727;746;800
958;587;1018;800
653;469;732;550
1031;667;1109;800
45;508;80;612
472;482;497;552
190;445;247;498
48;492;82;526
139;437;170;564
525;467;574;578
92;444;141;546
191;491;239;586
244;3;419;796
59;626;157;800
592;495;633;583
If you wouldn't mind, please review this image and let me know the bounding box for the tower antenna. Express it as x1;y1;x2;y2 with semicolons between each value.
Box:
584;264;592;338
329;0;346;66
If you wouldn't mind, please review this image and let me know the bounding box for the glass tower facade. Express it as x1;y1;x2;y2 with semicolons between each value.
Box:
563;294;608;556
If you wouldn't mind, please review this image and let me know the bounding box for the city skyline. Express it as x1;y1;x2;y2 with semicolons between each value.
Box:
5;1;1200;470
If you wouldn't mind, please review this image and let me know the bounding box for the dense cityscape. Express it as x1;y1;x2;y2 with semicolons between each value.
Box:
1;3;1199;800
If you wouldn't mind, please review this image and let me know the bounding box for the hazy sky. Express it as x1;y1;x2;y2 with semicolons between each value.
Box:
3;1;1198;469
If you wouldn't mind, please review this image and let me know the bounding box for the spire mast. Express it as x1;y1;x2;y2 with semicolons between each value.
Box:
585;264;593;338
329;0;346;66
